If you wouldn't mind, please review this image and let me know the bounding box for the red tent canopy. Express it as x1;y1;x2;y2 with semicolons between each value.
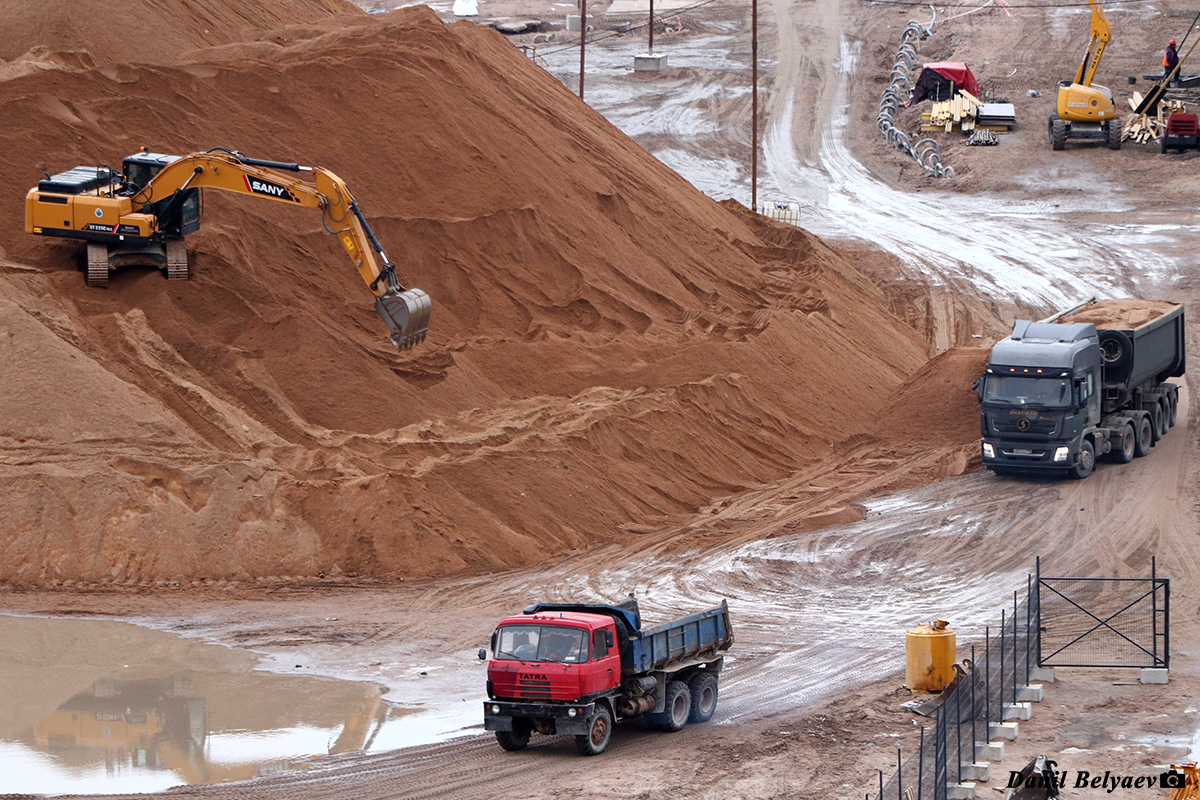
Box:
923;62;980;98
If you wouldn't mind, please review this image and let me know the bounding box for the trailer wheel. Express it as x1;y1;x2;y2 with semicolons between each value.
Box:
687;673;719;723
658;680;691;732
1168;393;1178;427
575;706;612;756
1112;422;1135;464
495;719;532;751
1151;402;1166;442
1134;415;1153;458
1070;440;1095;480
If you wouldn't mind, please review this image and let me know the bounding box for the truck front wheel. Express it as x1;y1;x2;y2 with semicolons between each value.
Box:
688;673;719;723
496;720;532;751
658;680;692;732
1070;440;1095;480
575;706;612;756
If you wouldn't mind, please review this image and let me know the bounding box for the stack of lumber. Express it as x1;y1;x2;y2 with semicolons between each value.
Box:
1122;92;1187;142
921;91;1013;133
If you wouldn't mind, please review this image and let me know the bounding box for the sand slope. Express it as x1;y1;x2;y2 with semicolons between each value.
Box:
0;5;943;585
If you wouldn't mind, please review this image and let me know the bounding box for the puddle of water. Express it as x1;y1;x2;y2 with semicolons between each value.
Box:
0;615;477;795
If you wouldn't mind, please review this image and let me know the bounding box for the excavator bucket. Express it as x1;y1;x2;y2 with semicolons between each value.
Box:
375;288;432;350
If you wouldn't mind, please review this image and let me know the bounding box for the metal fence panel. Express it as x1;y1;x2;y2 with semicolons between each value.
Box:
1038;577;1168;668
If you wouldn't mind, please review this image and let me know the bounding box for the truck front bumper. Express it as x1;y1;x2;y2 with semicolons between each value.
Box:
482;700;595;736
981;438;1077;471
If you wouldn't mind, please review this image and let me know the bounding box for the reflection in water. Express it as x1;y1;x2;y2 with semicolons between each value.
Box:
22;675;392;791
0;616;415;795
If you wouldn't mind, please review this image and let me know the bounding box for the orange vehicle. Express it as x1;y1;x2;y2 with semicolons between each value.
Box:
26;147;430;350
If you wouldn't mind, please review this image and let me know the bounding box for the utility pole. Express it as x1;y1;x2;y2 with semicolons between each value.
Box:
751;0;758;210
579;0;587;98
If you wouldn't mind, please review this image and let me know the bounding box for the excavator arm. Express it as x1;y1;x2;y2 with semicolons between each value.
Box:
1072;0;1111;87
131;148;430;350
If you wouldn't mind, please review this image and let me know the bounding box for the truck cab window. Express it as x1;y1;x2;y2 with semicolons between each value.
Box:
494;625;588;663
592;629;608;660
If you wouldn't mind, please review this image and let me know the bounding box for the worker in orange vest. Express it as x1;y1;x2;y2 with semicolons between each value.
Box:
1164;40;1180;83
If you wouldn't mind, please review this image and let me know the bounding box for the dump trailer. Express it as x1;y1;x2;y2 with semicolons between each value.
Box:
975;298;1185;479
481;596;733;756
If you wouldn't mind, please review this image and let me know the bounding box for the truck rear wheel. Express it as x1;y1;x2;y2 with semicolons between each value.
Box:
1134;416;1153;457
495;719;532;751
1168;393;1178;427
1070;440;1095;480
657;680;691;732
575;706;612;756
1151;402;1166;442
1112;423;1135;464
687;673;719;723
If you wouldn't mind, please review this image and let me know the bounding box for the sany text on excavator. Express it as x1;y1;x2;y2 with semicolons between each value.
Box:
25;147;431;350
1050;0;1121;150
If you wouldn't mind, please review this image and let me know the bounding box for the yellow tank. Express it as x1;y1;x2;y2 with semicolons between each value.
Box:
906;619;956;693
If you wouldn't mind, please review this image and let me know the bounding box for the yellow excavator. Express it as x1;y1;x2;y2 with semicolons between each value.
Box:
25;147;431;350
1050;0;1121;150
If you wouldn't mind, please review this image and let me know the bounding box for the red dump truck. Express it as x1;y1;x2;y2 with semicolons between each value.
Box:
480;596;733;755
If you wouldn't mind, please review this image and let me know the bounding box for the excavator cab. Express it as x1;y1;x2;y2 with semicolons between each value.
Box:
123;152;200;236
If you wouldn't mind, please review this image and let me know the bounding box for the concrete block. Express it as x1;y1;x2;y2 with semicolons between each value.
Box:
1140;668;1170;685
633;53;668;72
960;763;990;781
947;782;976;800
989;721;1018;740
1017;684;1043;702
1003;702;1032;721
1029;667;1055;683
565;14;591;31
978;741;1004;761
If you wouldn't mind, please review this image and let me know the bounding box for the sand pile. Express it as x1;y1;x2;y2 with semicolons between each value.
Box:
1060;299;1180;330
0;0;360;65
0;3;962;586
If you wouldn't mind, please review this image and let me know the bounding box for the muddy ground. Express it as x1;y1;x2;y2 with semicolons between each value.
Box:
3;0;1200;797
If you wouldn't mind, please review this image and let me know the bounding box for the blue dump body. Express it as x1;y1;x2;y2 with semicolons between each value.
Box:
626;601;733;673
524;599;733;676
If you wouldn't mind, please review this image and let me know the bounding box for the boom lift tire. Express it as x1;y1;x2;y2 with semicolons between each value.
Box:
86;242;109;288
1134;415;1153;457
1106;120;1122;150
687;673;719;723
1050;117;1068;150
575;705;612;756
1070;439;1096;479
657;681;691;732
1112;422;1135;463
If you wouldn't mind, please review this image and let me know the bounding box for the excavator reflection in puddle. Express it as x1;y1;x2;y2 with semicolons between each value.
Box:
32;676;390;786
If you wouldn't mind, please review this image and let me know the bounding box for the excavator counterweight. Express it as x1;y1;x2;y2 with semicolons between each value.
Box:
25;148;431;351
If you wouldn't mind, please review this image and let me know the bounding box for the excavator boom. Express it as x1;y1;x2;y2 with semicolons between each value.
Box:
25;148;430;351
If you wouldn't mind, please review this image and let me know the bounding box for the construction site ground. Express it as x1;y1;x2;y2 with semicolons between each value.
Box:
2;0;1200;797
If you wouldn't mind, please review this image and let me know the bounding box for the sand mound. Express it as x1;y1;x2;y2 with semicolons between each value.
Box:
0;0;361;65
1060;299;1179;330
0;6;950;586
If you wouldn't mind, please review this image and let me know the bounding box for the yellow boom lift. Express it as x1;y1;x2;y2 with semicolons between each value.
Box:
26;148;431;350
1050;0;1121;150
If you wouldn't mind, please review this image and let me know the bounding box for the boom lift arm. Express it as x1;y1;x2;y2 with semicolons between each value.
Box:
1072;0;1111;87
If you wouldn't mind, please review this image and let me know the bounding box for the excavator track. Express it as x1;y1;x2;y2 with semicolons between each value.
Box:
85;242;110;288
166;238;190;281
